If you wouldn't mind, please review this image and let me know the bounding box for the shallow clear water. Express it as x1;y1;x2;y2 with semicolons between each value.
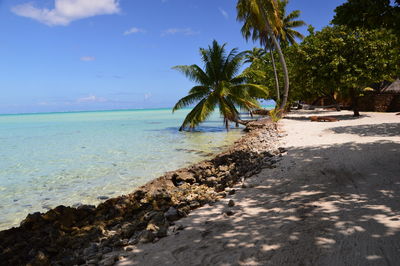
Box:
0;108;244;230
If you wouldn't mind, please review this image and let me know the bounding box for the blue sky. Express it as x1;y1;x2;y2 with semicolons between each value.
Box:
0;0;345;114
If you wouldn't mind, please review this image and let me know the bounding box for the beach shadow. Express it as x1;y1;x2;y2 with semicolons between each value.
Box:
118;141;400;265
331;123;400;137
284;114;369;121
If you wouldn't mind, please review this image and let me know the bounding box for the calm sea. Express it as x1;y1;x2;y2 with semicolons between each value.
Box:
0;108;246;230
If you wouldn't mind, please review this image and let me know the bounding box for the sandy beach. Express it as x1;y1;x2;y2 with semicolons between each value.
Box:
116;110;400;266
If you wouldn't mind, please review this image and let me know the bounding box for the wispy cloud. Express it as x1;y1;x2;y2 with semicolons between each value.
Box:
219;8;229;19
144;93;152;100
76;95;107;103
80;56;96;62
11;0;120;26
123;27;146;36
161;28;199;37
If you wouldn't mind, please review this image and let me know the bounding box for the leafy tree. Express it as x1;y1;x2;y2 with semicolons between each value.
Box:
172;40;268;131
237;0;290;111
290;26;400;116
332;0;400;33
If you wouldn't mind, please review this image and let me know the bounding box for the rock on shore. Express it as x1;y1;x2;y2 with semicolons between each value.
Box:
0;119;281;265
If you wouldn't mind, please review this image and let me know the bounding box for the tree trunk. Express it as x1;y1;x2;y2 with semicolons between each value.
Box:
331;95;341;111
233;118;251;126
264;20;290;111
266;41;280;103
350;87;360;117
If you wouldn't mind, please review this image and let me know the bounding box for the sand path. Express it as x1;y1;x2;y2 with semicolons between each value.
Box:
117;110;400;266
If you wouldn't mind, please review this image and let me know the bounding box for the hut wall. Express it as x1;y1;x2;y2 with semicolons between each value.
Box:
358;93;400;112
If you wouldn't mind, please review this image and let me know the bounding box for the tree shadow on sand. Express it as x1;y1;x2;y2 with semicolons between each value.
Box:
330;123;400;137
284;114;369;121
117;141;400;266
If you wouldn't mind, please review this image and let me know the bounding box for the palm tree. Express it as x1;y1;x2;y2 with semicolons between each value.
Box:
237;0;290;111
266;0;306;102
244;47;266;64
173;40;268;131
277;0;306;47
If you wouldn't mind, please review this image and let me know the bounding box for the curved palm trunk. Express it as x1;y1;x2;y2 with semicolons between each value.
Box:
266;41;280;103
264;20;289;112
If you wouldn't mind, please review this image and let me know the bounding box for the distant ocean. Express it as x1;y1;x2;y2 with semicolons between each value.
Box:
0;107;276;230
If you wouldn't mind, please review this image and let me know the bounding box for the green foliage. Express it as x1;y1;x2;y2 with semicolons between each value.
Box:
243;26;400;113
268;108;283;122
173;40;269;131
236;0;281;46
285;26;400;116
293;26;399;94
277;0;306;47
236;0;293;110
332;0;400;33
244;47;266;64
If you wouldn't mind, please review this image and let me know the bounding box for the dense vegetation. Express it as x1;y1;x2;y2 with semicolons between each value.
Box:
243;0;400;117
174;0;400;129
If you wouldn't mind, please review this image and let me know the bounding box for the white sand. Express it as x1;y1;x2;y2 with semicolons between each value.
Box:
117;110;400;266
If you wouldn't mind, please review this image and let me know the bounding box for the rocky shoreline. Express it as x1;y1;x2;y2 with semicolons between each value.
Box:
0;119;282;266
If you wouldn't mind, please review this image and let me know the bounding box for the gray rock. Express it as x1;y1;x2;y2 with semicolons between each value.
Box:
125;246;134;252
278;147;287;153
29;251;50;266
164;207;180;221
83;243;99;257
102;246;112;254
97;196;109;200
120;223;138;238
128;234;139;245
87;258;99;264
189;201;200;208
100;255;117;266
138;230;155;243
77;204;96;211
225;210;234;216
218;192;227;198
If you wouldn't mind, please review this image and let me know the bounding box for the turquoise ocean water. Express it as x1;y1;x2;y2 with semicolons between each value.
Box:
0;108;246;230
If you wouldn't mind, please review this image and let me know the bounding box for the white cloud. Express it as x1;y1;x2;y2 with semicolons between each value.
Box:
11;0;120;26
76;95;107;103
219;8;229;19
144;93;152;100
161;28;199;37
123;27;146;36
80;56;96;61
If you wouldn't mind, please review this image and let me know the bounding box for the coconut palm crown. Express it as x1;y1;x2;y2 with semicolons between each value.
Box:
277;0;306;47
237;0;290;110
172;40;268;131
244;47;267;64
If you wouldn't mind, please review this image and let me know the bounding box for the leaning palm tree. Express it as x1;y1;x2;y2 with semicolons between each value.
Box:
173;40;268;131
237;0;289;111
265;0;306;101
277;0;306;47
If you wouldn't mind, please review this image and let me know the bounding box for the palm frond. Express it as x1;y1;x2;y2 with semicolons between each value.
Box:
172;65;211;86
172;92;207;112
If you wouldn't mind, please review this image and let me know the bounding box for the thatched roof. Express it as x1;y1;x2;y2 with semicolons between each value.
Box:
382;79;400;93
